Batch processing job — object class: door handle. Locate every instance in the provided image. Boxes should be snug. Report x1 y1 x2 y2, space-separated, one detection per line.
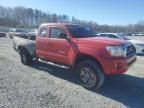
48 42 53 46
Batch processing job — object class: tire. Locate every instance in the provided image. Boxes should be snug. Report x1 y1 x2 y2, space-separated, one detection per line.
20 49 33 66
76 60 105 90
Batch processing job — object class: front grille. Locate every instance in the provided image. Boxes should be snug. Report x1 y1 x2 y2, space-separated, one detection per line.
126 45 136 56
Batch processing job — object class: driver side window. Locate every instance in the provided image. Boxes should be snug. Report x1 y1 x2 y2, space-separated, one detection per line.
50 27 66 38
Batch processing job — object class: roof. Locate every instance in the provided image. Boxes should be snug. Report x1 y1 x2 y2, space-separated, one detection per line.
40 23 79 27
98 33 117 35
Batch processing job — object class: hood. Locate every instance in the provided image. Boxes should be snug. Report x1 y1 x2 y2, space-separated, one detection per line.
15 32 28 36
74 37 128 46
15 32 27 34
128 40 144 44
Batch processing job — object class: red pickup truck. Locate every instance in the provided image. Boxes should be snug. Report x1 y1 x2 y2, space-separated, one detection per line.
13 23 136 89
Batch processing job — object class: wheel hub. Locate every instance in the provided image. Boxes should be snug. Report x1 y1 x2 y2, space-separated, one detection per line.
80 67 96 85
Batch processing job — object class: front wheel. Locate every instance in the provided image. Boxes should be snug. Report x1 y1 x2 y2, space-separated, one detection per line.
76 60 105 90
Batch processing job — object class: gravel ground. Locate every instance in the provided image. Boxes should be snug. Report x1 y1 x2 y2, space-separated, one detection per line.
0 37 144 108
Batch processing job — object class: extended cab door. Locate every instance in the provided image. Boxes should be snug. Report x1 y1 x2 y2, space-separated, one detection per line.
47 26 72 65
36 27 49 59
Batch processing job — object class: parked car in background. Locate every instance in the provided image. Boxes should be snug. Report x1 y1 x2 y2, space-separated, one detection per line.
132 32 144 36
28 29 38 36
97 33 144 54
0 30 6 37
9 28 28 39
126 33 133 36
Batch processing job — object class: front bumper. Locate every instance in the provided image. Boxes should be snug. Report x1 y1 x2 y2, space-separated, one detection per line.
101 54 136 75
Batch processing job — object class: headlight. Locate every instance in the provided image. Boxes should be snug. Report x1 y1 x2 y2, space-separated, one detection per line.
106 46 126 57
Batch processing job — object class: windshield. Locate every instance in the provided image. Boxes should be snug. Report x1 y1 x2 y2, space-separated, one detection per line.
66 25 97 38
15 29 25 33
117 34 130 40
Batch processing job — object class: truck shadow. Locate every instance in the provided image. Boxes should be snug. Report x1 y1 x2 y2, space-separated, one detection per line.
32 61 144 108
96 75 144 108
32 61 79 84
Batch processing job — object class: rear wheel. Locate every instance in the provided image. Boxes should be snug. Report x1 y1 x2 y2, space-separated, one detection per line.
20 49 33 66
76 60 105 89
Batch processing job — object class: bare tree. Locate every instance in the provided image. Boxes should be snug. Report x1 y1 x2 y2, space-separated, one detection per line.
0 5 144 33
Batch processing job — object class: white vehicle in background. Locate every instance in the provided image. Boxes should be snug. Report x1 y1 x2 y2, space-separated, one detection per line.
97 33 144 55
9 28 28 39
28 29 38 36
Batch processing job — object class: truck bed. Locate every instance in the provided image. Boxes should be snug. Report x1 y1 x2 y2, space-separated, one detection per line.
13 35 36 57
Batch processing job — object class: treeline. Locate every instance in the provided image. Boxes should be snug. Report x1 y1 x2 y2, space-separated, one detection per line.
0 6 144 33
